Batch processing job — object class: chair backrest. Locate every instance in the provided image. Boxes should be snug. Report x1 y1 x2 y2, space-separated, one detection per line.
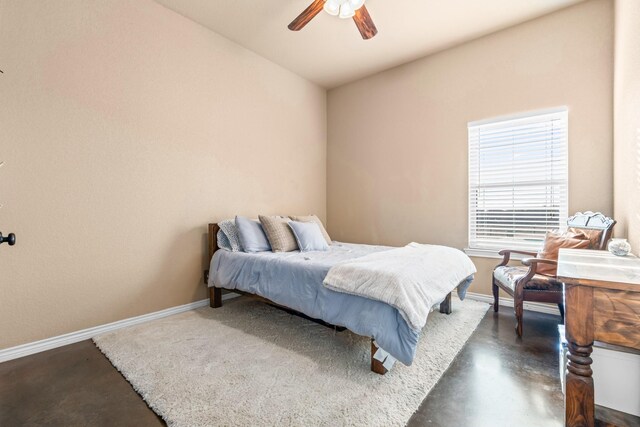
566 211 616 250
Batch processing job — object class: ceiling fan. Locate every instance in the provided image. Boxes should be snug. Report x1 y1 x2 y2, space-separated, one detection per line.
288 0 378 40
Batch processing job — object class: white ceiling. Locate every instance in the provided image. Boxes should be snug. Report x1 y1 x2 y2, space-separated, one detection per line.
155 0 583 88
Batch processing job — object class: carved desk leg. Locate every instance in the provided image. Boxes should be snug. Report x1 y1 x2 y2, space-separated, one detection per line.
564 284 595 427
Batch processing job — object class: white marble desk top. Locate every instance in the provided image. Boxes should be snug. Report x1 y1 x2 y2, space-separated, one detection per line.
557 248 640 287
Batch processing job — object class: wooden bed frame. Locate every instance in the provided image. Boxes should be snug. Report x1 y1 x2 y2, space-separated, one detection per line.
204 223 453 375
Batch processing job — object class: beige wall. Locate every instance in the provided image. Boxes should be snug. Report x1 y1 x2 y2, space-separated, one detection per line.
0 0 326 349
613 0 640 252
327 0 614 297
0 0 620 350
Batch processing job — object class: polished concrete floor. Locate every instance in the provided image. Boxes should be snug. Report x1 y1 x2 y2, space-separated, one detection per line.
1 306 563 426
409 308 564 427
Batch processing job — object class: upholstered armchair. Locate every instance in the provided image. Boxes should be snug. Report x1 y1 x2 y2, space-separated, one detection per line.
492 211 616 337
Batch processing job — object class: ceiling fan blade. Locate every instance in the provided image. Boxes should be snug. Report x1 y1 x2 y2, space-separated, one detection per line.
288 0 325 31
353 5 377 39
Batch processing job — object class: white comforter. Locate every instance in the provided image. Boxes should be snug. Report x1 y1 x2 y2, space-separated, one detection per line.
323 243 477 331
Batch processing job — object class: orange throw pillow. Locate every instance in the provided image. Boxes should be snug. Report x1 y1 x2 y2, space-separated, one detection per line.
537 231 590 276
568 227 603 249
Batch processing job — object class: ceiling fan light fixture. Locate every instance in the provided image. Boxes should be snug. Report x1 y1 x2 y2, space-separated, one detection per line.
323 0 341 16
289 0 376 40
349 0 366 11
338 1 355 19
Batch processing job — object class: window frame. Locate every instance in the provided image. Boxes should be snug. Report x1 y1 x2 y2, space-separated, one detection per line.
465 107 569 257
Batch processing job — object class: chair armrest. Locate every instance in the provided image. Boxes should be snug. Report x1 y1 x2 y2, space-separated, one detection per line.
514 258 558 288
496 249 538 267
521 257 557 267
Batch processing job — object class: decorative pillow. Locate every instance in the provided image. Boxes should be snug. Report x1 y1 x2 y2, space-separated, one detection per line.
258 215 298 252
568 227 603 249
217 229 233 251
235 216 271 252
289 215 332 245
537 230 590 276
218 219 242 252
288 221 329 252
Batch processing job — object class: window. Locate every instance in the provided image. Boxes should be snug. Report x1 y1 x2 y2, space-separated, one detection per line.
467 108 568 253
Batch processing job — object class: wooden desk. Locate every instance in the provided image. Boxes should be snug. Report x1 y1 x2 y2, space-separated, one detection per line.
557 249 640 427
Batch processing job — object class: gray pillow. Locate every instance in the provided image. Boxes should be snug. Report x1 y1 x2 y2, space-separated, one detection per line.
218 219 242 252
235 216 271 252
289 215 332 245
288 221 329 252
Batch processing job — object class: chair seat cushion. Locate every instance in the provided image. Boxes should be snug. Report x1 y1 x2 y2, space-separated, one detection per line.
494 266 563 292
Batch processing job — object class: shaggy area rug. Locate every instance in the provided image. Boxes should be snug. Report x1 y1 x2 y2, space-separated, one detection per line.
94 297 489 426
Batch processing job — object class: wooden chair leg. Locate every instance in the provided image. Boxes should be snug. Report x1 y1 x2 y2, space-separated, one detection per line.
492 278 500 312
514 298 524 337
439 292 452 315
209 287 222 308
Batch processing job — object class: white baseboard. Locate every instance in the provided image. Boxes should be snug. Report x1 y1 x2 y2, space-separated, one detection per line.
1 291 554 364
0 293 239 363
466 291 561 316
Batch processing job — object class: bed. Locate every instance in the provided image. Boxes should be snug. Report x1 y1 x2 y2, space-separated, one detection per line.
204 223 475 374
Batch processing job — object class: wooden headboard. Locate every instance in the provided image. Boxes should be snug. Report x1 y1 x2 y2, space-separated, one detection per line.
208 223 220 261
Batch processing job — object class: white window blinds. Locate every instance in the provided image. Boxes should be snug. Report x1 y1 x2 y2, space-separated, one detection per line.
468 108 568 252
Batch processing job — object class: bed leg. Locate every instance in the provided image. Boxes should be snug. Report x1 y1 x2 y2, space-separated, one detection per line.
439 292 452 315
209 287 222 308
371 340 388 375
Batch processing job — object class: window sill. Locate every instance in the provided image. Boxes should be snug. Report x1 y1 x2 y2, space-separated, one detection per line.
463 248 533 260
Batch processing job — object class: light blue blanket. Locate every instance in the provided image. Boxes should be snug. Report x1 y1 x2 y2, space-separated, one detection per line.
209 242 473 366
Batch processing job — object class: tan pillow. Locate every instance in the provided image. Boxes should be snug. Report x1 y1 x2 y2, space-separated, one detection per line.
537 231 590 276
258 215 298 252
568 227 603 249
289 215 332 245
